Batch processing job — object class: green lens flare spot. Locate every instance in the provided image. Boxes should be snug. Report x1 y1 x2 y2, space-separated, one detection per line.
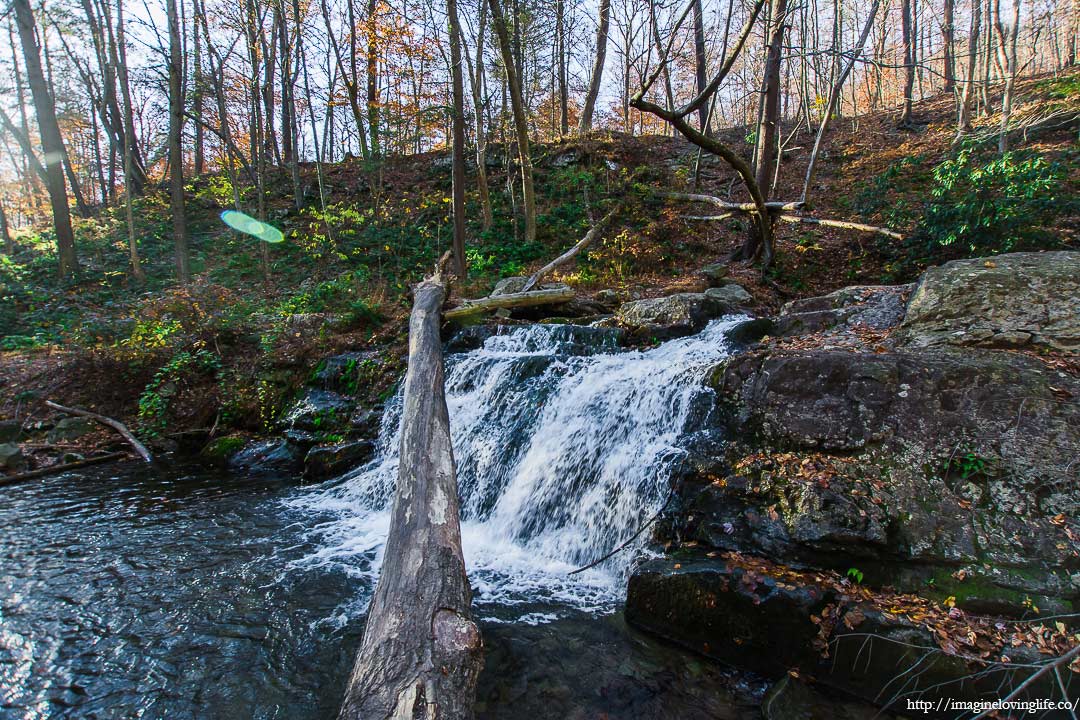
221 210 285 243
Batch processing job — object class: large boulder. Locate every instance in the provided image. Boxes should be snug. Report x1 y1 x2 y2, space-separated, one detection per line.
626 552 1062 717
228 438 303 473
898 251 1079 352
616 286 751 339
700 348 1080 612
47 416 97 443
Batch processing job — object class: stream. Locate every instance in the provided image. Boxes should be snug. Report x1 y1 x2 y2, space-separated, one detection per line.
1 319 770 719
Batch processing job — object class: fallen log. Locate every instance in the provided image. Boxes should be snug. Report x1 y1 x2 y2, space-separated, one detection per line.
44 400 153 462
339 272 482 720
442 285 575 321
0 451 129 487
520 205 621 292
663 191 804 213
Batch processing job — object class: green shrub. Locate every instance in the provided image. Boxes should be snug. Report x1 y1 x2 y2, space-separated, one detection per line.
915 148 1067 257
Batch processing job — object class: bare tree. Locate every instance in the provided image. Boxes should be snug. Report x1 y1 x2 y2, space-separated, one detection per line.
448 0 468 276
167 0 190 283
489 0 537 244
12 0 78 278
579 0 611 133
992 0 1021 152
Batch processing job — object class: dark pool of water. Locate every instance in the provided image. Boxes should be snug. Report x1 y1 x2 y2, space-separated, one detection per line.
0 461 764 719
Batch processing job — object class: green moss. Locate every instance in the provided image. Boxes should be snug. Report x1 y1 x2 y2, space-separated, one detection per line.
201 436 246 459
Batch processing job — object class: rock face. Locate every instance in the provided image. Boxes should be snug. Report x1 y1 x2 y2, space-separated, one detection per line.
278 389 355 433
626 252 1080 717
616 286 751 339
898 251 1079 352
304 440 374 480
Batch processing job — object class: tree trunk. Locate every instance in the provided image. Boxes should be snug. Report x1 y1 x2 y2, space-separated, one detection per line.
167 0 191 284
557 0 568 135
993 0 1020 152
578 0 611 134
489 0 537 244
899 0 916 126
338 274 483 720
943 0 956 94
13 0 77 279
115 0 145 282
193 11 205 175
366 0 381 161
448 0 468 277
692 0 709 132
956 0 981 136
463 1 493 229
801 0 881 203
0 200 14 255
743 0 787 266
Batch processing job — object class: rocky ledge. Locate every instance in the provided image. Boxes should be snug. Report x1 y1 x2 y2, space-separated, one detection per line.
627 251 1080 717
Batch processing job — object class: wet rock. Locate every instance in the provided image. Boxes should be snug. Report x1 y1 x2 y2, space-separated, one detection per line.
47 417 97 443
446 325 498 353
627 555 829 676
898 251 1079 352
278 389 354 432
304 440 374 480
228 438 303 473
0 442 25 470
200 436 247 462
310 351 380 395
761 676 901 720
701 348 1080 611
349 406 383 436
0 420 23 443
616 288 750 339
627 552 1060 717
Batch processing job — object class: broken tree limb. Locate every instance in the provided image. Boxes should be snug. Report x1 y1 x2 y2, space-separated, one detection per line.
664 191 804 213
775 213 904 239
669 192 903 240
44 400 153 463
443 286 576 321
0 452 129 487
521 205 620 292
339 272 482 720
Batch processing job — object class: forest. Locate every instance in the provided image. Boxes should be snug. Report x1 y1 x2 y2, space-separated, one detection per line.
1 0 1078 716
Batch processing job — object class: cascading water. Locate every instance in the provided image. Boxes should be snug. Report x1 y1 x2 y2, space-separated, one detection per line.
289 316 747 620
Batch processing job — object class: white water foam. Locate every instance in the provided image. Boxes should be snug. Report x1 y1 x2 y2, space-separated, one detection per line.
286 316 747 620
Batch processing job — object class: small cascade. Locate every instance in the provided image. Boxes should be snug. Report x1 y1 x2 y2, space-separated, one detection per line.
290 317 747 617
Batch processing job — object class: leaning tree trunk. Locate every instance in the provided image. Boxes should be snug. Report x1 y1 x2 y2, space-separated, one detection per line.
339 273 483 720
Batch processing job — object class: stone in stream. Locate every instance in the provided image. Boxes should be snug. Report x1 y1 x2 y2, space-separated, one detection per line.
615 286 752 339
0 442 25 471
0 420 23 443
303 440 374 480
228 438 304 473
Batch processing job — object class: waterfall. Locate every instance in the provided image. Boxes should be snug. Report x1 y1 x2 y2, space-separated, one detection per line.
288 317 747 620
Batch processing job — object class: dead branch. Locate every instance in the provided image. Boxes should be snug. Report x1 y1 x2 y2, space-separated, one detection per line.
44 400 153 462
0 452 129 487
671 192 903 239
443 286 576 321
521 205 620 292
776 214 903 239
